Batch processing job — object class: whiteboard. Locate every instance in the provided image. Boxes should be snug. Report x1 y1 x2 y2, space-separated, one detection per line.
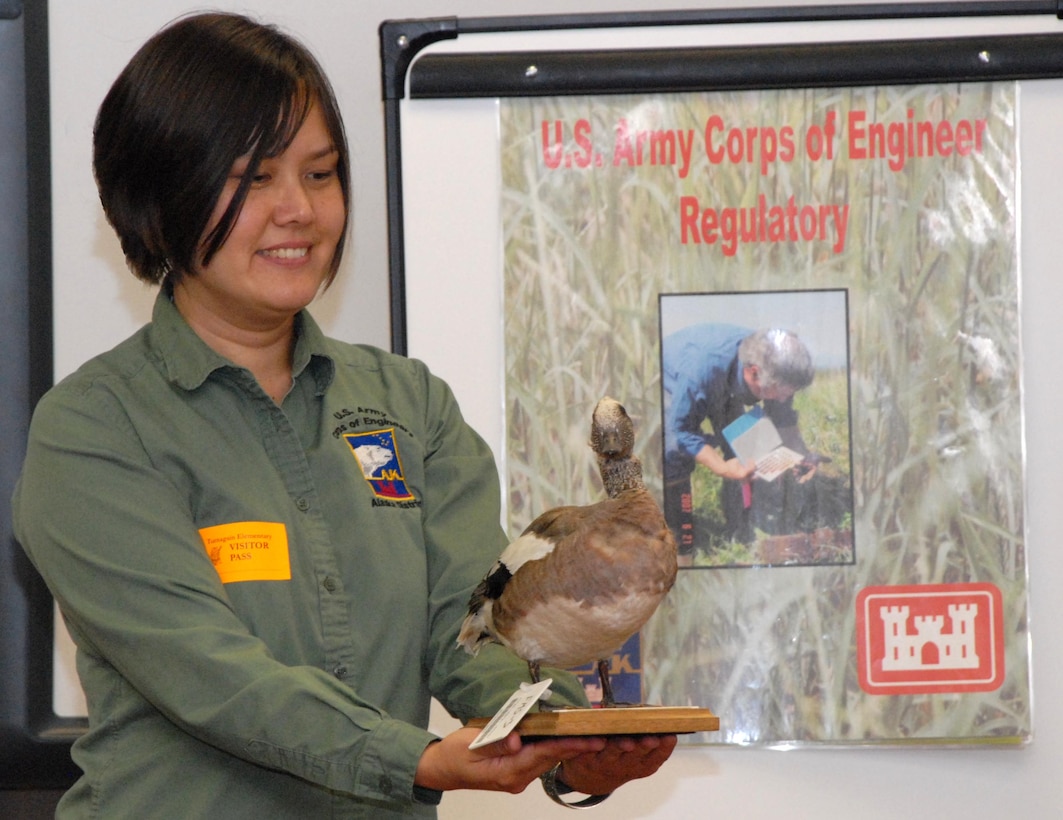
389 6 1063 819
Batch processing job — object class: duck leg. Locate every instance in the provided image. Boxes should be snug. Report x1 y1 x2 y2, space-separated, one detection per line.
597 658 617 707
529 659 567 711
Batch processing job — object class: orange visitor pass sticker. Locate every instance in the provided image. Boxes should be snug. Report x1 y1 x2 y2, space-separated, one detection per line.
198 521 291 584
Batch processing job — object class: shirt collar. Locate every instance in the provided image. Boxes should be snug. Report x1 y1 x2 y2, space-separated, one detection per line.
149 289 335 395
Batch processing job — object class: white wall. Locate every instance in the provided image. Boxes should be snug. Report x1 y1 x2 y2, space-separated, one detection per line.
48 1 1063 818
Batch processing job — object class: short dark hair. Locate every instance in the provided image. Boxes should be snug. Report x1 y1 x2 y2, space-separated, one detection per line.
93 12 350 286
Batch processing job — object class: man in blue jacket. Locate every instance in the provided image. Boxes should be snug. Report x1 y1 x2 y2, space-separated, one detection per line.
661 325 815 563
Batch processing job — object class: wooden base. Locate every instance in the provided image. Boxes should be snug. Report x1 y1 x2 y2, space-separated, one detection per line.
466 705 719 737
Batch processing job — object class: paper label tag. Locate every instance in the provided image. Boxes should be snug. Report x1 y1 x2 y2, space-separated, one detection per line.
468 678 553 750
198 521 291 584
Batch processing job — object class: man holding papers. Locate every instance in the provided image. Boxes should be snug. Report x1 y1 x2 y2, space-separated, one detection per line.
661 325 816 563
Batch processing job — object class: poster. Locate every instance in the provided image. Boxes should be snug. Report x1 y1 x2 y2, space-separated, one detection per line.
499 82 1029 745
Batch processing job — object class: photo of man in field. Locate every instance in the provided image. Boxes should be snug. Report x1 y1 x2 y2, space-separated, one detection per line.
660 290 854 568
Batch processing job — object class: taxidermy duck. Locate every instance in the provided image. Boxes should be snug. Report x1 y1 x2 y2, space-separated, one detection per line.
457 396 677 706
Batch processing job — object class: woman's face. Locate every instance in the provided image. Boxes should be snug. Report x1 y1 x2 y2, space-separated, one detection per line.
178 102 345 331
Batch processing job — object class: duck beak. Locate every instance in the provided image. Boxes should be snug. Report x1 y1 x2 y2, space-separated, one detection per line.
598 429 624 456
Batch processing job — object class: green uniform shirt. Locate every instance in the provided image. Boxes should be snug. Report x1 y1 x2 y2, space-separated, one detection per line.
13 292 585 818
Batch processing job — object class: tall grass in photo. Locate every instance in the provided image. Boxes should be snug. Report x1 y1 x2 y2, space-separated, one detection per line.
499 82 1028 745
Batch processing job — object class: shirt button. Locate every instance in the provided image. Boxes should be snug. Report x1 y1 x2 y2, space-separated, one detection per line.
323 576 338 593
333 664 348 680
295 498 310 512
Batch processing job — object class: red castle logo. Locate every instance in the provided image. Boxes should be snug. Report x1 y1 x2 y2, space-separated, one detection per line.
856 583 1005 695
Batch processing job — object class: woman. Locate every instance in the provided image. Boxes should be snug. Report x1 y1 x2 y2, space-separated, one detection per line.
13 12 674 818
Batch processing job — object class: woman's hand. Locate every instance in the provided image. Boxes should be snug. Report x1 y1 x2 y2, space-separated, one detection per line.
555 733 677 796
414 727 607 794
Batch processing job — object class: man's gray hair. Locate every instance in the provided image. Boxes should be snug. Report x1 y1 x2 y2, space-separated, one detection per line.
739 329 814 391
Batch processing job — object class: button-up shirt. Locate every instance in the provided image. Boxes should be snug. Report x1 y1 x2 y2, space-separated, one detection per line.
14 292 584 818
